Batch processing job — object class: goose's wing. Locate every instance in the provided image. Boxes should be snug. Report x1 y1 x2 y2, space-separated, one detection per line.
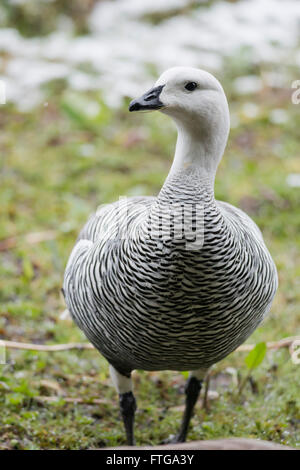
63 195 155 299
217 200 264 243
217 199 278 302
77 195 156 243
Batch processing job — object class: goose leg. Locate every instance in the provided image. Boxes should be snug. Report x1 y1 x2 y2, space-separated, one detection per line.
119 391 137 446
109 365 136 445
174 369 207 443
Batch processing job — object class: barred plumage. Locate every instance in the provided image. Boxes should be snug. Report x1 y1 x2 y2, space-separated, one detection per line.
63 67 278 444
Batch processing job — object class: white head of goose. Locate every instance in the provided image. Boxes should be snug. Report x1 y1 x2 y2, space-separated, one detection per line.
63 67 278 446
130 67 230 179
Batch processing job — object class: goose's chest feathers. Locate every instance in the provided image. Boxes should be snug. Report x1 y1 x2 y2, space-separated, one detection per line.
109 173 240 313
122 209 238 310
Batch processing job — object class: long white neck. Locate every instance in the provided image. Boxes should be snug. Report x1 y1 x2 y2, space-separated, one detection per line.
170 122 228 184
166 95 230 190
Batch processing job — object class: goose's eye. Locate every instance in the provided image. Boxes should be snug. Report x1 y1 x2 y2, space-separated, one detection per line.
185 82 198 91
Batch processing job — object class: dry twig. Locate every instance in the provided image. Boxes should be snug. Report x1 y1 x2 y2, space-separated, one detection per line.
34 396 108 405
1 340 93 351
2 336 299 353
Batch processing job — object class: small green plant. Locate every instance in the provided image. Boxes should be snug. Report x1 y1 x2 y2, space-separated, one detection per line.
238 342 267 395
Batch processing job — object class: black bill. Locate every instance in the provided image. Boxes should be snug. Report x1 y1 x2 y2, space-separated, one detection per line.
129 85 164 112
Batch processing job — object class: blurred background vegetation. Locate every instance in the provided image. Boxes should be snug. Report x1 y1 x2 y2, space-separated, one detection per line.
0 0 299 449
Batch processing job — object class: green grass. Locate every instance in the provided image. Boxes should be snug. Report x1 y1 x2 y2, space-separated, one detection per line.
0 76 299 449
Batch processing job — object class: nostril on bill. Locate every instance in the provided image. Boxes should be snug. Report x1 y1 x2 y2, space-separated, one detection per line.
144 94 155 101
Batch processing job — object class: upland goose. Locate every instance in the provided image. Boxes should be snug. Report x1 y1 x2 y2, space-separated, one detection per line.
63 67 278 445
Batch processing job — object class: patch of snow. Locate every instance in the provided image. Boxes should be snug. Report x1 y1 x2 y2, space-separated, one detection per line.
286 174 300 188
0 0 299 109
269 109 289 124
234 76 263 95
241 102 260 119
